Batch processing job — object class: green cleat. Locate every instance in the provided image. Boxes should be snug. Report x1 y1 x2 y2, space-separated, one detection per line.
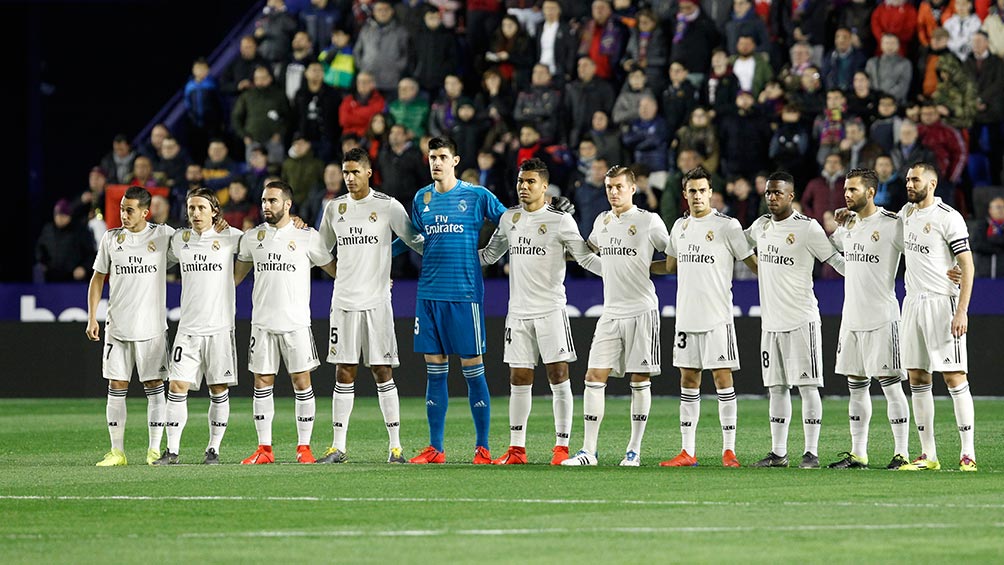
96 449 127 467
959 455 978 472
898 454 941 471
387 447 406 464
146 448 160 465
317 448 347 464
886 454 909 470
827 452 868 469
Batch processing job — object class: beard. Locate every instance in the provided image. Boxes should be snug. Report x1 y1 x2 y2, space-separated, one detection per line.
264 208 285 225
907 185 929 203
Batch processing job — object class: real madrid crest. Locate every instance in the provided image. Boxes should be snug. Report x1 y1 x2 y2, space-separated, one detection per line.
212 240 220 251
338 203 347 215
288 240 297 251
706 230 715 242
538 224 547 235
603 214 611 225
458 199 467 212
923 223 931 234
786 233 796 245
369 212 378 223
182 230 191 243
147 241 157 253
423 192 432 205
513 212 521 224
117 233 126 244
257 230 266 241
871 230 880 242
628 225 637 236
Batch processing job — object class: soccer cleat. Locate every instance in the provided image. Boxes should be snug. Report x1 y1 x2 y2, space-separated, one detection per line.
827 452 868 469
721 449 741 468
387 447 406 464
492 446 527 465
897 454 941 471
619 451 641 466
316 447 347 464
473 446 492 464
751 452 789 468
146 448 160 465
408 445 445 464
151 451 179 466
550 445 570 465
959 455 978 472
660 450 698 467
560 450 598 466
203 448 220 465
885 454 909 470
296 445 316 464
241 445 275 465
96 449 127 467
799 452 820 469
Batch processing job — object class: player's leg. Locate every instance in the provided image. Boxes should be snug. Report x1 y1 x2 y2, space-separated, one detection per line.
282 326 321 463
527 310 576 464
159 333 200 464
868 322 910 468
363 302 404 462
830 326 869 468
711 368 739 467
620 310 659 466
753 330 790 467
793 322 823 468
899 296 940 470
320 363 356 464
545 362 572 464
944 370 976 470
933 297 974 470
136 333 170 464
456 301 491 462
561 367 610 466
205 384 230 464
494 315 536 465
623 374 652 466
411 299 449 463
662 366 701 466
203 330 237 464
372 365 404 462
244 325 279 464
98 332 130 466
878 375 910 468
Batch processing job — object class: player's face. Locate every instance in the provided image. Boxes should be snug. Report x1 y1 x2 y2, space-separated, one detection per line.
261 188 290 225
604 174 636 212
843 178 871 213
342 160 372 197
684 179 712 217
187 195 216 233
428 148 459 182
120 198 148 232
516 171 547 206
905 168 934 203
764 180 794 216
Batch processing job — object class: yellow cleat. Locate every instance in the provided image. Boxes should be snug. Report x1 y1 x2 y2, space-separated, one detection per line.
898 454 941 471
959 455 978 472
147 448 161 465
96 449 127 466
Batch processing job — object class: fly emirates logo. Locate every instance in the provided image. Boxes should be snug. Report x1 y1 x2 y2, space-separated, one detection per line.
426 214 465 235
181 253 224 272
759 244 795 266
115 255 158 275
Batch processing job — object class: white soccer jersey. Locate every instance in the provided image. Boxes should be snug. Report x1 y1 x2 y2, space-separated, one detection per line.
93 223 174 341
318 190 423 311
899 197 970 298
745 213 839 332
588 206 670 318
168 226 243 335
480 205 602 318
831 207 903 331
237 222 334 332
667 211 754 332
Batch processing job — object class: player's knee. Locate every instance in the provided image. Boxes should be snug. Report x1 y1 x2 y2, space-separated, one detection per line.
208 384 228 395
168 381 189 394
629 374 650 383
510 368 535 386
142 379 164 389
371 366 392 384
255 374 276 388
907 370 932 385
711 369 733 389
544 363 568 385
460 355 483 366
336 365 358 384
943 371 968 388
108 379 129 391
679 369 702 388
290 372 312 389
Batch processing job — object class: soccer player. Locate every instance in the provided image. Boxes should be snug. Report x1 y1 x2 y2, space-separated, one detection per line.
562 165 671 467
745 171 845 469
235 180 338 464
152 188 242 465
87 186 173 466
316 148 424 464
658 166 758 468
825 169 912 470
479 158 601 465
896 162 977 472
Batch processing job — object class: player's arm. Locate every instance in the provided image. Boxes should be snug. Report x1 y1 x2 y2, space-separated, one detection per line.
318 202 337 252
308 229 337 278
952 251 974 337
650 256 676 275
389 199 425 255
726 218 757 275
808 220 845 276
166 236 180 269
85 270 106 341
318 259 338 278
392 191 427 257
649 215 674 275
234 260 253 285
479 225 510 266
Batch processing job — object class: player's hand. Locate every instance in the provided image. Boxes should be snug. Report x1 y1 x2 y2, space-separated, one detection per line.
833 207 851 226
86 319 100 342
551 196 575 216
946 264 962 285
213 216 230 232
291 215 307 229
951 310 968 338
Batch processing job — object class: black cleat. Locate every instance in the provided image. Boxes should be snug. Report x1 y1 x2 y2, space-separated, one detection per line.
151 451 179 466
886 453 909 470
752 452 789 468
827 452 868 469
799 452 820 469
203 448 220 465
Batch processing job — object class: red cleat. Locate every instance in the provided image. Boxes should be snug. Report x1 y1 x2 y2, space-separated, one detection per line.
660 450 699 467
409 445 446 464
550 445 570 465
492 446 528 465
296 445 316 464
241 445 274 465
722 449 741 468
473 446 492 464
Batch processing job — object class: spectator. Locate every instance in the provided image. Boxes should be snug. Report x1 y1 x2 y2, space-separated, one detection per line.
378 123 427 206
623 9 669 93
611 67 654 126
221 36 267 96
756 80 786 126
726 175 761 228
242 144 276 202
282 31 315 102
622 95 669 178
789 65 825 123
354 0 410 95
426 0 462 30
175 164 204 217
338 71 385 137
473 68 514 136
675 106 720 173
729 34 774 98
718 90 771 180
568 137 600 196
661 61 699 141
801 153 847 226
452 99 489 173
840 118 884 170
866 34 913 104
465 0 503 58
138 123 170 162
99 134 136 185
660 149 724 224
772 0 830 52
813 88 849 166
388 78 429 140
918 0 957 48
535 0 578 86
822 27 868 91
231 65 292 164
299 0 341 55
932 55 980 132
837 0 877 56
363 112 389 167
629 163 660 212
485 14 535 91
966 31 1004 184
972 196 1004 277
564 56 615 147
255 0 298 65
702 49 739 118
725 0 770 57
778 41 814 94
474 149 505 200
294 61 341 163
846 71 882 127
125 156 161 189
514 64 563 144
891 120 937 176
918 102 968 201
221 179 261 231
769 104 812 187
921 27 959 98
572 157 610 238
984 0 1004 57
669 0 721 81
35 199 94 282
184 57 224 162
409 7 457 97
871 0 918 57
946 0 983 60
871 95 904 153
153 135 190 191
202 139 238 193
577 0 626 82
318 26 356 91
73 166 108 236
281 133 325 208
873 154 908 212
300 163 343 229
428 74 465 138
588 110 624 168
150 195 181 229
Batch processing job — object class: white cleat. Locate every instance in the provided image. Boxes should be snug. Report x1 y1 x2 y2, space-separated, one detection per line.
619 451 641 466
560 450 598 466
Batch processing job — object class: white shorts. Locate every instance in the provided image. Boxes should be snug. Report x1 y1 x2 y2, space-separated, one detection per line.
169 330 239 390
760 321 823 388
835 321 905 379
586 310 661 378
102 332 169 382
672 323 740 371
327 303 399 368
248 325 320 375
901 294 968 373
504 310 577 369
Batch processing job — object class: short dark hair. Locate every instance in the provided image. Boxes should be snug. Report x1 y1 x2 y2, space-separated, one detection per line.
428 136 459 156
845 168 878 191
683 165 713 189
186 187 222 223
123 186 152 209
342 147 371 168
605 164 635 184
909 161 940 177
193 57 209 66
518 158 549 185
766 171 795 185
264 179 294 201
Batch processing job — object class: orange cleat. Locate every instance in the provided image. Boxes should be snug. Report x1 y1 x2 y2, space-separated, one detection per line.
660 450 699 467
241 445 275 465
492 446 528 465
409 445 446 464
296 445 316 464
722 449 741 468
473 446 492 464
551 445 570 465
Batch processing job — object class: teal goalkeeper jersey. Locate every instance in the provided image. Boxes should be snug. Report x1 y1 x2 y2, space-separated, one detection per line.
411 180 506 303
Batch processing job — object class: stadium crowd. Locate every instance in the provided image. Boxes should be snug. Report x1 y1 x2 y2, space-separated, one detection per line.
36 0 1004 281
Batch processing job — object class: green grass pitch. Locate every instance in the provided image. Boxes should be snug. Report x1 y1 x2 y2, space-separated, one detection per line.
1 395 1002 563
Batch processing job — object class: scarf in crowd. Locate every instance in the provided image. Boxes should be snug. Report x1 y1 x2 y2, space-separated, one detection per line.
673 8 700 44
989 217 1004 238
638 30 651 61
818 107 845 145
579 19 624 56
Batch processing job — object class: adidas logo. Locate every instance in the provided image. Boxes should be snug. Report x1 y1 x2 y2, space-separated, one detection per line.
337 217 345 222
917 425 925 431
959 425 972 432
297 416 314 422
257 243 264 248
473 400 487 408
115 246 123 251
800 372 808 378
384 353 392 358
680 421 693 427
641 360 648 366
423 205 430 212
556 432 570 439
426 400 435 406
224 370 232 377
633 414 648 422
159 366 167 372
718 355 726 361
944 358 951 363
721 425 736 431
386 422 400 428
850 415 861 421
882 364 889 370
559 348 566 354
254 415 265 420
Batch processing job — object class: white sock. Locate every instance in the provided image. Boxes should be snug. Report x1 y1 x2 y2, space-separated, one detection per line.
550 380 572 447
581 382 606 454
679 387 700 456
948 382 976 460
376 379 401 450
800 386 822 456
106 387 127 452
879 377 909 457
847 378 871 460
145 383 166 452
717 386 737 453
626 381 651 454
252 386 274 446
331 382 354 451
768 386 791 457
911 383 937 461
165 390 188 455
294 387 316 446
509 384 532 448
207 389 229 452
